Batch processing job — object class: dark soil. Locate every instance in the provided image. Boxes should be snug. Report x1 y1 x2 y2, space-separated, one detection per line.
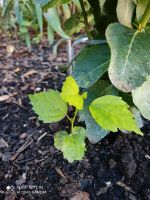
0 38 150 200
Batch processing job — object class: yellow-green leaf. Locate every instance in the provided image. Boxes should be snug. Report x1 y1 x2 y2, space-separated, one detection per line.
62 126 86 163
61 76 86 110
54 131 68 150
29 90 68 123
89 95 143 136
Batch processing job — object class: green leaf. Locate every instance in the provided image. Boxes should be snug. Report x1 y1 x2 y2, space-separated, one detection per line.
132 77 150 120
89 95 143 135
62 4 71 19
35 4 43 35
131 107 143 128
80 80 119 143
44 8 69 39
34 0 50 6
54 131 68 150
106 23 150 92
73 45 110 88
117 0 136 28
43 0 72 9
47 23 54 44
62 126 86 163
61 76 86 110
29 90 68 123
63 13 85 35
136 0 150 23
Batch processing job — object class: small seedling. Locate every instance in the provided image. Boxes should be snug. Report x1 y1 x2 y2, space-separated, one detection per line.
29 76 143 163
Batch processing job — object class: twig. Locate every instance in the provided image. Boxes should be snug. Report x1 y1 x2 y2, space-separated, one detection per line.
117 181 136 194
36 132 48 144
11 137 33 161
55 167 68 182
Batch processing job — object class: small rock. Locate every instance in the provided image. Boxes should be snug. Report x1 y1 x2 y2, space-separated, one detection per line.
109 159 116 168
129 193 137 200
2 153 11 162
0 152 3 158
20 133 27 139
79 179 93 190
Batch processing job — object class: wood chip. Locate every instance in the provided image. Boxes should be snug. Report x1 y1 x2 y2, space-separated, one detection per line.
145 154 150 160
70 191 90 200
55 167 68 182
0 95 10 102
21 70 37 79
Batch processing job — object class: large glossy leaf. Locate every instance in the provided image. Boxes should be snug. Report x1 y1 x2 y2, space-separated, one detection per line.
44 8 69 39
29 90 68 123
117 0 136 28
106 23 150 92
132 77 150 120
61 76 87 110
89 95 143 135
62 126 86 163
136 0 150 23
73 45 110 88
80 80 119 143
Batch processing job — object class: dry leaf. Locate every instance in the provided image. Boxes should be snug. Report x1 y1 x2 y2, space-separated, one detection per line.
70 191 90 200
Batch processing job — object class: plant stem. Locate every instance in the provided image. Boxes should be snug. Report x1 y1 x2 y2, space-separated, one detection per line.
66 114 72 122
71 109 78 132
140 1 150 29
79 0 91 39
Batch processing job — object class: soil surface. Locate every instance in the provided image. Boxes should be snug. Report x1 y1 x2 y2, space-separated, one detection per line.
0 38 150 200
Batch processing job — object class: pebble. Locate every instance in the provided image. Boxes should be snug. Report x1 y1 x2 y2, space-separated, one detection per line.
20 133 27 139
2 152 11 162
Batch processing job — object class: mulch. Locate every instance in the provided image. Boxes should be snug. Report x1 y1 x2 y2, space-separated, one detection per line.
0 37 150 200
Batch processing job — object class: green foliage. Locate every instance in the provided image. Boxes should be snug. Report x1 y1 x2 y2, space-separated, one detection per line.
29 0 150 163
106 23 150 92
79 80 118 143
132 77 150 120
63 13 85 35
89 95 143 135
44 7 69 39
73 45 110 88
1 0 80 47
29 90 68 123
136 0 150 24
54 131 68 150
117 0 136 28
61 76 87 110
30 76 87 162
40 0 72 8
60 127 86 163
